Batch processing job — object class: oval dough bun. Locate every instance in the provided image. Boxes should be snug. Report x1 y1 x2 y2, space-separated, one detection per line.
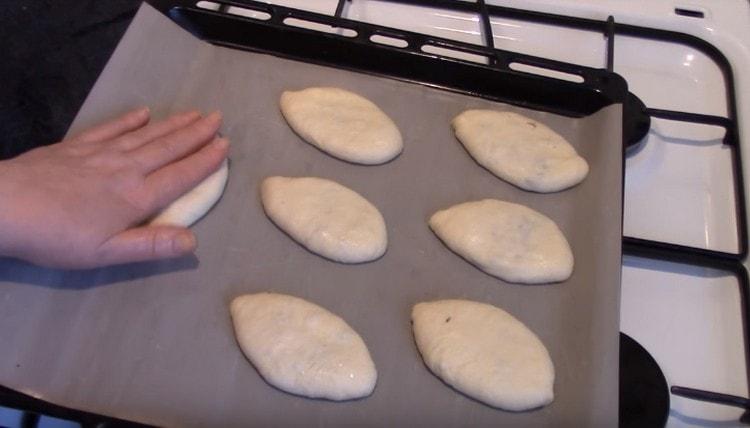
452 110 588 192
429 199 573 284
412 299 555 411
150 159 229 227
280 87 403 165
261 176 388 263
231 292 377 401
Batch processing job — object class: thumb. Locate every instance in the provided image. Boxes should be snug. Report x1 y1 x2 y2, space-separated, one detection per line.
95 226 196 266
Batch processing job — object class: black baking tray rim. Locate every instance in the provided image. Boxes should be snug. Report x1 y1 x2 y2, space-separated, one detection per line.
147 0 630 120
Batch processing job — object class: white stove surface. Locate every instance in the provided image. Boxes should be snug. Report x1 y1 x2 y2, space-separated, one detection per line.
212 0 750 425
621 255 747 425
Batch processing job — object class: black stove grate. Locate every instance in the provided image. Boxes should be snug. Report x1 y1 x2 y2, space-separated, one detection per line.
366 0 747 262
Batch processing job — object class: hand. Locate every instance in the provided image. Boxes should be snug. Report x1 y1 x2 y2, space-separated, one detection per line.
0 107 229 269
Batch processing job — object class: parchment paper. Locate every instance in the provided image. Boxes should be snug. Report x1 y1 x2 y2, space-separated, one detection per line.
0 4 622 427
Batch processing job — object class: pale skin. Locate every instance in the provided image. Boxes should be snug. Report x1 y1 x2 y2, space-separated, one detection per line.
0 107 229 269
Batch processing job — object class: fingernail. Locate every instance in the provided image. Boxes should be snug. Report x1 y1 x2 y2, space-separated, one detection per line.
138 106 150 116
173 232 197 254
208 111 223 122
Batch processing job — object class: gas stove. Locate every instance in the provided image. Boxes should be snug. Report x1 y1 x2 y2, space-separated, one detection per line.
2 0 749 426
239 0 750 425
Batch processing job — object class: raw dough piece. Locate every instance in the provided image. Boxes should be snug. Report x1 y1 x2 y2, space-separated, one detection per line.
230 293 377 400
452 110 588 192
150 159 229 227
429 199 573 283
280 87 403 164
412 299 554 411
261 176 387 263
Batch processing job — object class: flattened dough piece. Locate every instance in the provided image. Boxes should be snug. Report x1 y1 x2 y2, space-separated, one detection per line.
429 199 573 283
150 159 229 227
280 87 403 164
231 293 377 400
412 299 554 411
261 176 387 263
452 110 588 192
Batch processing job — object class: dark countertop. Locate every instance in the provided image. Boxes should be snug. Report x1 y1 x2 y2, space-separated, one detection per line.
0 0 141 160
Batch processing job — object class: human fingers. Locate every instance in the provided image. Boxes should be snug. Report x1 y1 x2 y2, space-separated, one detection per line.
95 225 196 266
143 137 229 212
71 106 150 145
112 110 202 151
129 111 222 174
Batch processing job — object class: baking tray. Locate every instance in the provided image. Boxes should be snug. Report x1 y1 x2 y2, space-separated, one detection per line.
0 3 623 426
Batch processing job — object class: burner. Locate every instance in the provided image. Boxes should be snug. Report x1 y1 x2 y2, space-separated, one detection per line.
623 92 651 153
620 332 670 428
